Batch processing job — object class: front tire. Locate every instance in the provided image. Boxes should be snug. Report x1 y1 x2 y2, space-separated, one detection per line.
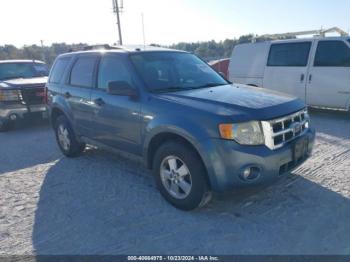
153 141 212 211
54 115 85 157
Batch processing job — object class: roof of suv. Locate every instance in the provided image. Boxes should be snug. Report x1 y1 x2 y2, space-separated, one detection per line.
59 45 187 57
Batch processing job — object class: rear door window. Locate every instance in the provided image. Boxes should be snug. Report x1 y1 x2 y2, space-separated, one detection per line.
314 40 350 67
49 58 70 83
69 56 98 87
267 42 311 67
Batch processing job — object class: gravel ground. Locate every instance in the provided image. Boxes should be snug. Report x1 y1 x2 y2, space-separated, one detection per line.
0 109 349 255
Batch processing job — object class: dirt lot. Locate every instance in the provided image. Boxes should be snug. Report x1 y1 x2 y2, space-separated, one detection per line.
0 110 349 255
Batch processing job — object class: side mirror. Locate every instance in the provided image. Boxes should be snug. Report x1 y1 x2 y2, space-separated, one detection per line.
107 81 138 97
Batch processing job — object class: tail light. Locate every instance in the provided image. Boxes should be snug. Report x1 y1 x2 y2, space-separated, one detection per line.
33 87 48 104
43 86 48 104
0 89 21 102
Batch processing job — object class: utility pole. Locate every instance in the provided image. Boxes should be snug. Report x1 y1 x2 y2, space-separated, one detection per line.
112 0 123 45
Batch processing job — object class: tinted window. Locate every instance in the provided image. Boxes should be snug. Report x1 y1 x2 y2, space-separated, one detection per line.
70 56 97 87
49 58 70 83
314 41 350 67
33 63 49 76
130 52 227 92
98 55 133 89
267 42 311 67
0 62 48 81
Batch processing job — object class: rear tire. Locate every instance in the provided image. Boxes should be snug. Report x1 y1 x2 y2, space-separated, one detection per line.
54 115 85 157
153 141 212 211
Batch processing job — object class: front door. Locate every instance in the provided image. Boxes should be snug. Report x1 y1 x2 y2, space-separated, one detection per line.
306 39 350 109
90 53 142 155
263 41 313 102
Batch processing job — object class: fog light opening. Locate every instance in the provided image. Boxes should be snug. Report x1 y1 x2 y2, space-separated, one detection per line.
305 121 309 129
240 166 261 181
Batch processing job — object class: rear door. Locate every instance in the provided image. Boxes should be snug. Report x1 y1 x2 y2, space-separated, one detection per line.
306 39 350 109
90 53 142 154
62 54 99 136
263 41 313 101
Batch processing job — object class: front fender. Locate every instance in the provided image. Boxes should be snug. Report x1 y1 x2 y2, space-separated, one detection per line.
142 116 219 189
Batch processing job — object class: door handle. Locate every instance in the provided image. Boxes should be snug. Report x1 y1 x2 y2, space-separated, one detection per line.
64 92 71 98
308 74 312 83
300 74 305 82
93 98 105 106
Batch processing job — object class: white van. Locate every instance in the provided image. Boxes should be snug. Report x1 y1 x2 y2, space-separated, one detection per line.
229 37 350 110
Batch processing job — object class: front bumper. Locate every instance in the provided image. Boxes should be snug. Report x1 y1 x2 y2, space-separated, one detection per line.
199 128 316 192
0 103 48 122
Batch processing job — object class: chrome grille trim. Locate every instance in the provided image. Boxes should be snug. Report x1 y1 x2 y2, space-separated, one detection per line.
262 109 310 150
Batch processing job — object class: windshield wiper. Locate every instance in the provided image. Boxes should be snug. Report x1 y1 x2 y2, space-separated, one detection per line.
189 83 228 89
152 86 190 93
151 83 228 93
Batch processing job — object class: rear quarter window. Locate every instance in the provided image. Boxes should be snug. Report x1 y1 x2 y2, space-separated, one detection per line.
314 40 350 67
49 57 71 83
267 42 311 67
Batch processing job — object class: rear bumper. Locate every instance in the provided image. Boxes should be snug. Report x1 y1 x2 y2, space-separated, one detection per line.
199 128 316 192
0 103 48 121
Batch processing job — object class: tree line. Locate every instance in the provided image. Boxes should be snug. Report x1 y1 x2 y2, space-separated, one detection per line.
0 43 87 66
0 34 290 65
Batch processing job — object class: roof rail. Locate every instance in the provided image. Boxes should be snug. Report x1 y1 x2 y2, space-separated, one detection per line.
83 44 122 51
254 27 349 42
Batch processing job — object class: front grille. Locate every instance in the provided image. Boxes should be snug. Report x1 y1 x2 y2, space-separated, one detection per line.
261 109 309 150
20 86 46 105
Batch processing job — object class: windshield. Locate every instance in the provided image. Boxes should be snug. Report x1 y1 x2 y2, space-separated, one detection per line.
130 52 228 93
0 62 49 81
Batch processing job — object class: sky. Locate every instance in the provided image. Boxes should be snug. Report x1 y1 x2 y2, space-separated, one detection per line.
0 0 349 47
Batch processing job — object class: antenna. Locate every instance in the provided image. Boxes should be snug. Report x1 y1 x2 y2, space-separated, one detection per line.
141 13 146 49
112 0 123 45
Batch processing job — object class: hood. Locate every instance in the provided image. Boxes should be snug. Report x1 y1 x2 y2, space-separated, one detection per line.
157 84 305 121
0 77 48 89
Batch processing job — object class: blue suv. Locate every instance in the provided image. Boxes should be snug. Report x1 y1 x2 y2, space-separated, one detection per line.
47 46 315 210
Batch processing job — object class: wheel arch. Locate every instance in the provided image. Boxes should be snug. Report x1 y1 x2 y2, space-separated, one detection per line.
50 107 66 127
144 130 214 189
50 104 78 134
146 131 200 169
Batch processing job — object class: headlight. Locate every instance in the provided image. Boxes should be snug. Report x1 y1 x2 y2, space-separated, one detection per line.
219 121 264 145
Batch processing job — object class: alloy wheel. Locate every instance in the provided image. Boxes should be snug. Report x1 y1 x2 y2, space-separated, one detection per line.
57 124 70 151
160 156 192 199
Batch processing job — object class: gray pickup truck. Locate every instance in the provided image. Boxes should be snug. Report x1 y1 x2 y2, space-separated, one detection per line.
47 46 315 210
0 60 49 131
